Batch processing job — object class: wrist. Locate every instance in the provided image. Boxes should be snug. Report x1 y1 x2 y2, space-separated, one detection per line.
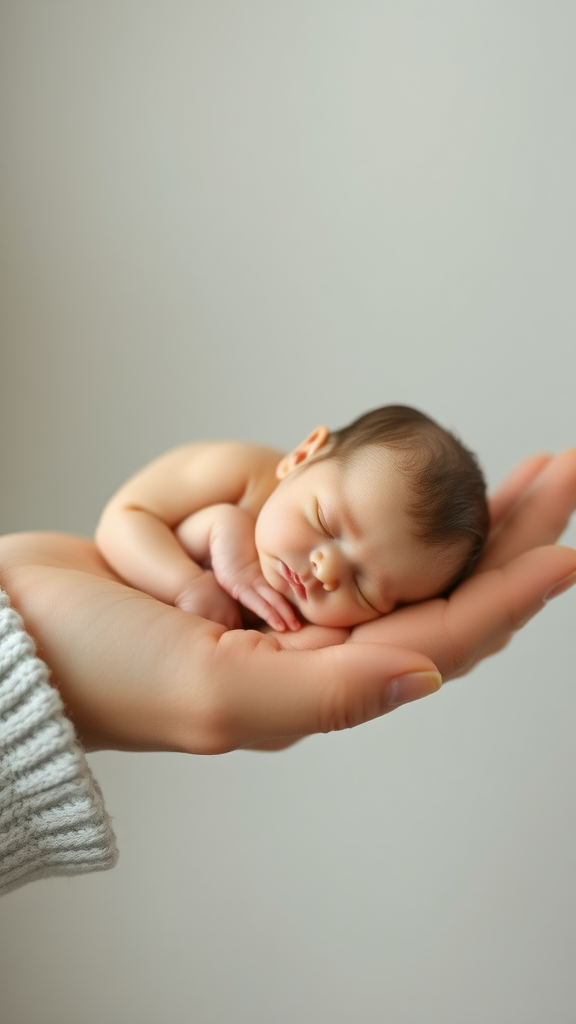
174 569 211 609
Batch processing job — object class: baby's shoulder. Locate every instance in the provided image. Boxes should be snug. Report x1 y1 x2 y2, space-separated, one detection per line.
201 440 284 509
169 439 284 494
180 438 283 469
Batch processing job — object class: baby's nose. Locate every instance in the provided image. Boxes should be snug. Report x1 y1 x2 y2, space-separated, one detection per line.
310 548 338 591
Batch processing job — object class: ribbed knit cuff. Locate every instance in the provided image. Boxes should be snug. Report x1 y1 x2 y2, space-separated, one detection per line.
0 589 118 896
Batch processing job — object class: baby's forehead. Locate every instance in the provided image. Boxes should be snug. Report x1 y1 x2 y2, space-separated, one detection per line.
325 446 412 499
312 448 415 526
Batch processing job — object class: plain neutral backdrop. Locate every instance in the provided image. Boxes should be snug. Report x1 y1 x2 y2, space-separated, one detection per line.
1 3 575 1022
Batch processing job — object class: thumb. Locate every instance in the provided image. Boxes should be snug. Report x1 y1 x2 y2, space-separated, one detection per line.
210 635 442 751
296 642 442 733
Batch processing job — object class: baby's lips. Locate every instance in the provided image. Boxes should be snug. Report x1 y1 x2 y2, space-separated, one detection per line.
280 560 307 600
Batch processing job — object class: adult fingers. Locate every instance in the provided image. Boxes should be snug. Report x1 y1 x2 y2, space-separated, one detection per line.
488 454 551 529
448 635 511 680
349 545 576 681
440 545 576 677
481 448 576 571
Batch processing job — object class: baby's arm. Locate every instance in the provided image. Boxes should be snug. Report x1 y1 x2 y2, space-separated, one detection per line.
176 504 301 632
95 441 298 631
96 498 203 606
95 443 256 609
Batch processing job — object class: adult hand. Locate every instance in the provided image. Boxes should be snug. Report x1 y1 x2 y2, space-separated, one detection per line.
0 533 440 754
0 449 574 754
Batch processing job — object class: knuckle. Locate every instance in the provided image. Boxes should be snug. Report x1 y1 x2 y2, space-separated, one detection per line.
494 566 521 633
440 601 470 679
316 661 364 733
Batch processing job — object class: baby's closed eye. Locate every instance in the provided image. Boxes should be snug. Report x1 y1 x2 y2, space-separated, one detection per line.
353 577 377 612
316 503 333 538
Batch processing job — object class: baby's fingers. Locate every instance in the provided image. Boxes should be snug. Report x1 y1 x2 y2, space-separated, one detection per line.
256 584 302 632
239 582 301 632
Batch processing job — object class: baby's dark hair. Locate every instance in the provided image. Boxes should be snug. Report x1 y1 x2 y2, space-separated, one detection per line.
325 405 489 590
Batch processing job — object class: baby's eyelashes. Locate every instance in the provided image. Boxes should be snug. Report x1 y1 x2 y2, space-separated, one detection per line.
353 578 378 613
316 504 333 538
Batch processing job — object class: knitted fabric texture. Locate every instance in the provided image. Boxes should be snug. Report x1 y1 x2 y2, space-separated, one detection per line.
0 589 118 896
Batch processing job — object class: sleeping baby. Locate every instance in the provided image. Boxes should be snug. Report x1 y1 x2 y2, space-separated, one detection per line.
95 405 489 631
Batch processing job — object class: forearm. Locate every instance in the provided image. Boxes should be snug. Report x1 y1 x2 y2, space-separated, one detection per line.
177 505 300 630
96 506 204 605
176 503 257 584
0 585 118 894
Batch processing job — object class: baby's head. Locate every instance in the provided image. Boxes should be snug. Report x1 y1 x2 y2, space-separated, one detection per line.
255 405 489 627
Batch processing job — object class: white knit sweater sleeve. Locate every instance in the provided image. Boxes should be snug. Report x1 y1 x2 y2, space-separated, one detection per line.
0 589 118 896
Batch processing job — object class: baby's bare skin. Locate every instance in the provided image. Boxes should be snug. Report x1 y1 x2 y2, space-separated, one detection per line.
2 450 576 753
96 426 469 631
96 439 295 630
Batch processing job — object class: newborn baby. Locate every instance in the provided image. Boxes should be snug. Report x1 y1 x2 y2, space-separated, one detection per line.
96 405 489 630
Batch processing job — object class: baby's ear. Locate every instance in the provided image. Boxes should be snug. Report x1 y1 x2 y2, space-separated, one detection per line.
275 425 330 479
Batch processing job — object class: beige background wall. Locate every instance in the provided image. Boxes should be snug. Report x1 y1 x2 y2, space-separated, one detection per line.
1 3 575 1022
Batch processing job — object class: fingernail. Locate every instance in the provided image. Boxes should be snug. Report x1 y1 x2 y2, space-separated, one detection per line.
543 570 576 603
386 671 442 707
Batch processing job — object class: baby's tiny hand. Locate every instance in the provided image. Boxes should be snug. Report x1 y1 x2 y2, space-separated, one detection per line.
216 562 302 632
175 571 243 630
